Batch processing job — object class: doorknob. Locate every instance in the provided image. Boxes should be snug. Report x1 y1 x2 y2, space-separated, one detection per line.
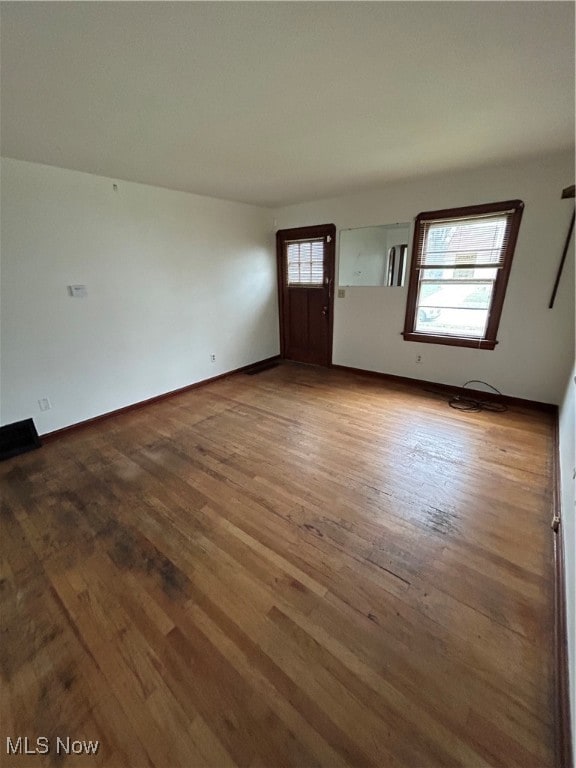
321 306 328 317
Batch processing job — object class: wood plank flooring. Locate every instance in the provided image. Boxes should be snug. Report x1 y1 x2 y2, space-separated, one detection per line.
0 363 557 767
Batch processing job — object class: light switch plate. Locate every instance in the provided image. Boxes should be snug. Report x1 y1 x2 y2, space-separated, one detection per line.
68 285 87 298
338 288 346 298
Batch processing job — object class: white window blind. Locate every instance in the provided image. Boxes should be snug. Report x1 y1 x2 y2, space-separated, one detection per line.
414 212 515 269
286 239 324 285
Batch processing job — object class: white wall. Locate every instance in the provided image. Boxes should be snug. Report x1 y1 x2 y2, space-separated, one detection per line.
0 158 278 434
559 359 576 747
274 151 575 404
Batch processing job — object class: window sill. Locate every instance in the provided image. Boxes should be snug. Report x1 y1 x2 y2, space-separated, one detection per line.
402 332 497 350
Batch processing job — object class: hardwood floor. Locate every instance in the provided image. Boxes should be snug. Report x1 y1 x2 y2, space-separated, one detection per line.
0 362 557 767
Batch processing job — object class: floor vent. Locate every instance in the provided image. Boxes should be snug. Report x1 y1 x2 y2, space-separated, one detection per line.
0 418 41 461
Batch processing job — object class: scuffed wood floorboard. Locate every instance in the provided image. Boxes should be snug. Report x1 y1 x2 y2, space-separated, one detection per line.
0 363 555 767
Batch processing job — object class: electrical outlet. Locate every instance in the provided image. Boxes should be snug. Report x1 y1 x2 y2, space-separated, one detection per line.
416 355 422 364
210 353 216 362
38 397 52 412
338 288 346 299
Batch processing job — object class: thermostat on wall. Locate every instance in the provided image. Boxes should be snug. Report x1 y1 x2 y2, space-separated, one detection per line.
68 285 87 298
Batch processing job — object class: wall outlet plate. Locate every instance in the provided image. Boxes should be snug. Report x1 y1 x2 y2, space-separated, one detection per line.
338 288 346 298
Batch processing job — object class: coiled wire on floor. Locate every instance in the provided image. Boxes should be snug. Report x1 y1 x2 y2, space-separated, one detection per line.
448 380 508 412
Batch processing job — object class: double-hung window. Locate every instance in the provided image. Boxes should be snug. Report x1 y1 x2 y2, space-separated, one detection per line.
403 200 524 349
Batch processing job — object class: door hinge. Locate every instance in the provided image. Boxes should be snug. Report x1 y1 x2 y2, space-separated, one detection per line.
551 514 560 532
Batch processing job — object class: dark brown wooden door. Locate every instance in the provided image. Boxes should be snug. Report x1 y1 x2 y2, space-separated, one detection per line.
276 224 335 366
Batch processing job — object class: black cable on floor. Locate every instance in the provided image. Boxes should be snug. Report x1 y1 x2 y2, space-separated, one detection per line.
448 380 508 413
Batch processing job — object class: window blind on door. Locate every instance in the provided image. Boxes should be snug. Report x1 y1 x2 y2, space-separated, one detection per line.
286 239 324 285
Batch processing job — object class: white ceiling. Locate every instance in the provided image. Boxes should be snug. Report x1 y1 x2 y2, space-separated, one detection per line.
1 2 574 208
